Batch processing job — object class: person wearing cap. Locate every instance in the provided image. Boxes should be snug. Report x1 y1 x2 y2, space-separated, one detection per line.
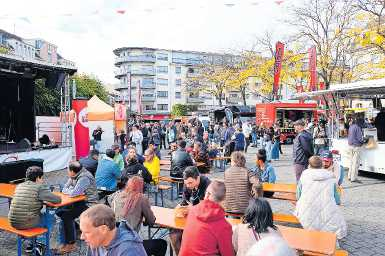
321 151 344 186
293 119 314 182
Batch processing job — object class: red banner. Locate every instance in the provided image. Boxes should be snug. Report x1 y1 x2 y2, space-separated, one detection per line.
319 82 325 106
114 103 126 120
296 83 304 104
273 41 285 99
72 99 90 160
309 46 317 91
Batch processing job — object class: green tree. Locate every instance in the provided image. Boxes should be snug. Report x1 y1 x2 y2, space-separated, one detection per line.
34 79 61 116
73 74 108 102
171 104 189 117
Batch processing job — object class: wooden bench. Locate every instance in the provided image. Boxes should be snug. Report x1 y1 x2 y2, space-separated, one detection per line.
225 212 299 224
303 249 348 256
0 216 48 256
159 176 184 200
271 192 297 202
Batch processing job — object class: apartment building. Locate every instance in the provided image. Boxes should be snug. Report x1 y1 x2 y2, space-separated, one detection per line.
113 47 260 114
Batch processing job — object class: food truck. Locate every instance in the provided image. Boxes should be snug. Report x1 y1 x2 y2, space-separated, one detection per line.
255 102 318 144
293 78 385 175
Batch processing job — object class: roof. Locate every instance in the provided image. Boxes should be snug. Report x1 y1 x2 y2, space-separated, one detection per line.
291 78 385 99
0 29 22 41
113 46 236 57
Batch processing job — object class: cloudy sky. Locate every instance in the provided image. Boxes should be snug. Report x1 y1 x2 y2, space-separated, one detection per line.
1 0 300 84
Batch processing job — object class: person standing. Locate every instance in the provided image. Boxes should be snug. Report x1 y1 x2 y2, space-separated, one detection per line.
375 108 385 141
130 125 143 155
160 123 167 150
242 121 252 152
119 130 126 151
313 120 328 155
233 127 246 152
141 123 150 152
293 120 313 182
270 125 280 160
347 117 364 182
92 126 103 151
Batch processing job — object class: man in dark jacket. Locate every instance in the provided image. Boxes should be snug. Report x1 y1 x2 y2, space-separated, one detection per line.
293 119 313 182
80 149 99 176
80 204 146 256
171 140 194 178
182 166 211 206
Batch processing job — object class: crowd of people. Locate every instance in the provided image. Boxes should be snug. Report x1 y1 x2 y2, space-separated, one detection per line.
6 113 357 256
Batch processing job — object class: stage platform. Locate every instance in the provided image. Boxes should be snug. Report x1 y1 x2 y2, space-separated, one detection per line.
0 146 72 173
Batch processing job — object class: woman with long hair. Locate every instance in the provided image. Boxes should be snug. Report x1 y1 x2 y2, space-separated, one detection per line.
232 199 288 256
110 176 167 256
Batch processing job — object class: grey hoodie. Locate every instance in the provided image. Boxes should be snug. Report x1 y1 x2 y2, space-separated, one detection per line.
86 222 146 256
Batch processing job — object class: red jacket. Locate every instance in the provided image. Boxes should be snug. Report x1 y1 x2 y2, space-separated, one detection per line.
179 199 234 256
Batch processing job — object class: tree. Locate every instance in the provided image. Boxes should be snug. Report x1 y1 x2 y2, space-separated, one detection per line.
355 0 385 54
171 104 189 117
34 79 61 116
73 74 109 102
184 54 242 107
289 0 357 88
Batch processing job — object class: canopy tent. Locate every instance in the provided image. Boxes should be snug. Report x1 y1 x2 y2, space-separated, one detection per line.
87 95 114 121
87 96 114 152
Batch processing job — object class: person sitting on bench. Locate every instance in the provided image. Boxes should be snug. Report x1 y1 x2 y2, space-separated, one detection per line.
96 149 122 198
8 166 61 255
252 149 276 197
55 161 98 254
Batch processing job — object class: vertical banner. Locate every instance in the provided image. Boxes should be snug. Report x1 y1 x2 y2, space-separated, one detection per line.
137 80 142 114
309 46 317 91
114 103 126 120
127 73 131 112
72 99 89 160
273 41 285 100
319 82 325 106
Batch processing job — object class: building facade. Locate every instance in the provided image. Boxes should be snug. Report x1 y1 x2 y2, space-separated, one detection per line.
113 47 260 114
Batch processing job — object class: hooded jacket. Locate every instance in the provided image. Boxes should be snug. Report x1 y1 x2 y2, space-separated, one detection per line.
179 199 234 256
86 222 146 256
295 168 347 239
293 130 313 165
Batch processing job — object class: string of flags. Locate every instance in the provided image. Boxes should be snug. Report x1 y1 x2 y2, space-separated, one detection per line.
0 0 287 23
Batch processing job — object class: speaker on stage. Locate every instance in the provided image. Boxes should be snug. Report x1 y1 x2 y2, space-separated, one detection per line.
17 138 31 151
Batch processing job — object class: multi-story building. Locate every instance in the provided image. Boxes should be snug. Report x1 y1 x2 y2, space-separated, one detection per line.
0 29 75 69
113 47 260 115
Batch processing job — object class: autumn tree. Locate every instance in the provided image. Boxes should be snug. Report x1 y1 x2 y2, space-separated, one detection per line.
289 0 357 88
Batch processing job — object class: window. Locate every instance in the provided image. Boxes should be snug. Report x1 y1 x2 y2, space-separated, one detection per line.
157 53 168 61
230 93 238 98
175 92 181 99
157 104 168 111
175 66 181 74
157 78 168 85
175 79 181 86
145 105 155 110
157 66 168 73
157 91 168 98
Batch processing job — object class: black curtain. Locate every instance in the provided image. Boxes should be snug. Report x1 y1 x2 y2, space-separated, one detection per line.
0 76 35 143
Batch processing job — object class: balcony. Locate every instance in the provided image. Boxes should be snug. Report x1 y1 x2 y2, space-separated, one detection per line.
187 97 204 104
141 80 155 89
131 69 155 76
142 95 156 102
172 58 202 65
115 55 156 65
114 69 128 78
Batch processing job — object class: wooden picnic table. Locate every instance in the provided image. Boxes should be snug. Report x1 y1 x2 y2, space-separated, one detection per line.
151 206 336 255
262 182 296 194
0 183 16 198
0 183 86 207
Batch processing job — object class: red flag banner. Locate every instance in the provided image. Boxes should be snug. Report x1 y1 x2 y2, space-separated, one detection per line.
297 83 304 104
114 103 126 121
309 46 317 91
72 99 89 160
137 80 142 114
319 82 325 106
273 41 285 99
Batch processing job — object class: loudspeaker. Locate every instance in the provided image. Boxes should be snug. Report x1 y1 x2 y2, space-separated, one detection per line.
45 72 65 89
17 138 31 150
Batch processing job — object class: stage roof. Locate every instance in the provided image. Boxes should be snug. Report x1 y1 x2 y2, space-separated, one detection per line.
0 53 77 79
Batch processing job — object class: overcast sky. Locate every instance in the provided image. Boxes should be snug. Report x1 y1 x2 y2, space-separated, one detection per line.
1 0 301 84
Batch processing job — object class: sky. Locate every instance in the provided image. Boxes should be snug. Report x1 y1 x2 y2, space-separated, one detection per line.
0 0 301 84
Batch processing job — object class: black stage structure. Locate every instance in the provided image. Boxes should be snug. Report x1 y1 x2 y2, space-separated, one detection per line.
0 53 76 182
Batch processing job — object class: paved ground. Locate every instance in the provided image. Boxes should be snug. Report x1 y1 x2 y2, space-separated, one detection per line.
1 145 385 255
